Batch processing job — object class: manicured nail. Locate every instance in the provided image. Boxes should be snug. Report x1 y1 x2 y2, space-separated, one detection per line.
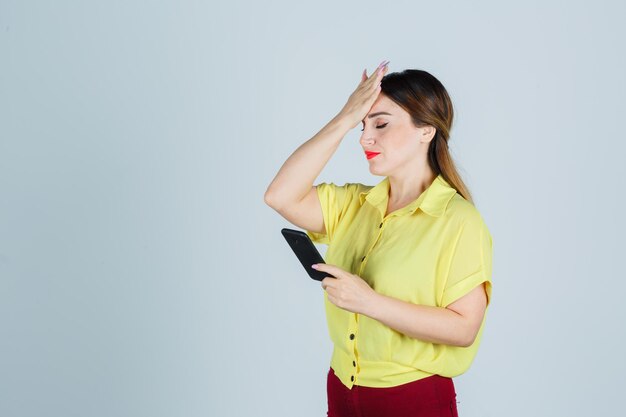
312 264 318 269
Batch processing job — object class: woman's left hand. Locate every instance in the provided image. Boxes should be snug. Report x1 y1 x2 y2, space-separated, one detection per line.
313 263 378 315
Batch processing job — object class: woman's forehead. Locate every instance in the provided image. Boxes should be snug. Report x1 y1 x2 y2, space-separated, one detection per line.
367 97 406 118
374 94 402 110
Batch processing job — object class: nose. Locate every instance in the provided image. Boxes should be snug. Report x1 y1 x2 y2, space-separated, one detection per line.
359 133 375 147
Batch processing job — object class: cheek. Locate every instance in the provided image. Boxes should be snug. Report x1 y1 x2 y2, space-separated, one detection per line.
388 138 420 162
387 134 415 153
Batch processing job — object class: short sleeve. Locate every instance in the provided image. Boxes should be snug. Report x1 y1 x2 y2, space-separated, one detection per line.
305 182 359 245
441 216 493 308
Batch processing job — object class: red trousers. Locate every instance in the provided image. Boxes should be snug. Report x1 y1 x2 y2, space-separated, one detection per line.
327 367 459 417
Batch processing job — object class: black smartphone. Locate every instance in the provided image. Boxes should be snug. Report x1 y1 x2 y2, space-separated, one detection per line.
281 228 336 281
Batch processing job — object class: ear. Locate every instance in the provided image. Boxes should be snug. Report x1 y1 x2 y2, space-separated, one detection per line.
420 125 437 143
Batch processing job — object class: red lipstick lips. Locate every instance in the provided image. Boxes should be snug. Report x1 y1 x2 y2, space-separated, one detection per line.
365 151 381 160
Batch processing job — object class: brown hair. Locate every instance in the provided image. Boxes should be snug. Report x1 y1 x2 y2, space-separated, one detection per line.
380 69 474 204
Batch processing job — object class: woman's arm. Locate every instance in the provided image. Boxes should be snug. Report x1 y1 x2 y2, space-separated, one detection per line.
363 283 488 347
264 114 351 209
263 115 352 234
264 63 388 210
313 262 488 348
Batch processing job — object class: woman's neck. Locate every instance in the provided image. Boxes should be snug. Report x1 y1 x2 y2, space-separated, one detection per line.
387 166 437 206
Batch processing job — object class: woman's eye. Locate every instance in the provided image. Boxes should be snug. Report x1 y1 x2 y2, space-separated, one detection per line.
360 123 388 131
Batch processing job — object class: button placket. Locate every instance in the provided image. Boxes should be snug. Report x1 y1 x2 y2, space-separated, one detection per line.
358 218 386 275
353 216 386 384
349 332 358 383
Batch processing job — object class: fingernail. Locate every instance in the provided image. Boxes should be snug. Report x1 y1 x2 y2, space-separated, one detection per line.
312 264 318 269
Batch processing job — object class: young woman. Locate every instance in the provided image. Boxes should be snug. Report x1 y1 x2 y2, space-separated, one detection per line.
264 60 493 417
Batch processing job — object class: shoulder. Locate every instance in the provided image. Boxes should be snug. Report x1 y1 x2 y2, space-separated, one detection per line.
317 182 371 192
316 182 372 200
444 193 490 234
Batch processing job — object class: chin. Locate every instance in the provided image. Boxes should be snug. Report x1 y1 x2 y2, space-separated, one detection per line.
368 166 386 177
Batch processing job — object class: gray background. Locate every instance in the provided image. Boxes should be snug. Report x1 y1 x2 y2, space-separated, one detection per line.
1 1 625 416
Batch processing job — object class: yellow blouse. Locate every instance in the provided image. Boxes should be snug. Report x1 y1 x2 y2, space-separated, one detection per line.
306 174 493 389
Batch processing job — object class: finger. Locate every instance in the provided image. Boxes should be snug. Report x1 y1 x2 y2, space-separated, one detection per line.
321 277 334 289
312 263 342 277
362 65 386 91
368 68 386 94
370 60 389 80
380 63 389 77
374 60 388 73
363 63 381 84
311 262 343 275
365 67 379 83
361 68 367 83
374 64 388 84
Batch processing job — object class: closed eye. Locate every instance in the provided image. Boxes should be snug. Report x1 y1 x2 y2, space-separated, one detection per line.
360 122 388 132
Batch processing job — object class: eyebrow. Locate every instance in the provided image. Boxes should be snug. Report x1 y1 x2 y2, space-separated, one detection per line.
362 112 392 123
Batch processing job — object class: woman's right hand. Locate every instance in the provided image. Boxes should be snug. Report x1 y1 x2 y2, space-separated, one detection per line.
336 60 390 130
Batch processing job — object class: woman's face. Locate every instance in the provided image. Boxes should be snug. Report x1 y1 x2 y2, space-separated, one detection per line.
359 94 435 177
